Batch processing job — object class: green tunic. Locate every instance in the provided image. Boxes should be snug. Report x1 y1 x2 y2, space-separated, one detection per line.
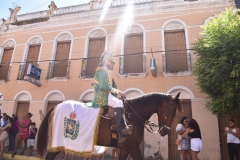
91 67 113 107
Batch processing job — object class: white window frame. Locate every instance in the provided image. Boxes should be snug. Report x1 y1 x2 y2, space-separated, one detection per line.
162 19 192 76
119 24 147 78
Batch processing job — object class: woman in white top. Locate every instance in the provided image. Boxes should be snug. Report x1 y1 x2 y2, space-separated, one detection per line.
224 119 240 160
176 117 191 160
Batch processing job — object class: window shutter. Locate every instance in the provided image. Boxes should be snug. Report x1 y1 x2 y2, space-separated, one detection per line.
124 34 143 73
86 38 105 76
0 48 13 81
23 45 40 77
164 30 188 73
52 42 71 77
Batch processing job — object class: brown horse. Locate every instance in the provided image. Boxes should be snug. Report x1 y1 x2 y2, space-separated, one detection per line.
37 92 181 160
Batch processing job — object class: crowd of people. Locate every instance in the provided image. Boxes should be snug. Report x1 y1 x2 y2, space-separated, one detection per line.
176 117 202 160
0 107 38 159
176 117 240 160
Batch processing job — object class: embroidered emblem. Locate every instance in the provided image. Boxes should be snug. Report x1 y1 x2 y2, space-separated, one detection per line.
64 112 80 140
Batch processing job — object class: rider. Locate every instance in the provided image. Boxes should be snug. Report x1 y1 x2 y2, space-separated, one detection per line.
91 52 133 143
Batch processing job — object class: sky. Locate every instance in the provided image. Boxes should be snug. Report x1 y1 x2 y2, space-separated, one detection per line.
0 0 91 19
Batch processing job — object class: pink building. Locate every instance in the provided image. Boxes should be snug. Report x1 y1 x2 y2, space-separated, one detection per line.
0 0 237 159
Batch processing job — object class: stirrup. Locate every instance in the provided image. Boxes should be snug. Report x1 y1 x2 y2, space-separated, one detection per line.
122 125 133 135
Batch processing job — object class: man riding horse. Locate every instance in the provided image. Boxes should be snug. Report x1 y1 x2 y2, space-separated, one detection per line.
91 52 133 143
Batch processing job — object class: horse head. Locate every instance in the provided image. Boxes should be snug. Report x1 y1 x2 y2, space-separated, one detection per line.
159 92 181 137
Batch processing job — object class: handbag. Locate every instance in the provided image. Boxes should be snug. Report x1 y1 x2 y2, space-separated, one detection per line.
175 138 181 145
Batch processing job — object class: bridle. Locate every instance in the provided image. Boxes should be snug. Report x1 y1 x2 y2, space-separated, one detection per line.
158 99 177 134
122 96 178 134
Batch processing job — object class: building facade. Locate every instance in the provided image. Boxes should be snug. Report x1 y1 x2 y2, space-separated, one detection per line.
0 0 237 159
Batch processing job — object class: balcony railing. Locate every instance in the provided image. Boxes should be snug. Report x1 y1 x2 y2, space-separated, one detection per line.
11 0 222 22
162 52 192 74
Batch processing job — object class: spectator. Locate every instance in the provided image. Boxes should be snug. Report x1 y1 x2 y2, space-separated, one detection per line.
224 119 240 160
182 119 202 160
12 112 32 157
28 122 38 156
1 113 8 128
7 114 20 153
112 148 119 160
0 116 13 160
176 117 191 160
39 110 44 121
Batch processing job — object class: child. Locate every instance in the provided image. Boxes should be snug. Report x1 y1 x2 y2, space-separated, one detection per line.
28 122 38 156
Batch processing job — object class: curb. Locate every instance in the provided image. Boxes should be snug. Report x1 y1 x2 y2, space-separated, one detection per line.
3 153 43 160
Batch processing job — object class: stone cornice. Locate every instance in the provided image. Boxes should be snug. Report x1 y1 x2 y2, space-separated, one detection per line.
0 0 234 34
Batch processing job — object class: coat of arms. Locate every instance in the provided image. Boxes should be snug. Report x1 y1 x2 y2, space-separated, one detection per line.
64 112 80 140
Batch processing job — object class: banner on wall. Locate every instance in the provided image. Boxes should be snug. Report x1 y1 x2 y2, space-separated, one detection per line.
24 63 42 87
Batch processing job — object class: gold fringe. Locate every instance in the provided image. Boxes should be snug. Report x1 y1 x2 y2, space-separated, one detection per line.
47 106 104 157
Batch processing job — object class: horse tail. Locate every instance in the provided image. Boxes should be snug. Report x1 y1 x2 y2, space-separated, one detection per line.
37 108 54 156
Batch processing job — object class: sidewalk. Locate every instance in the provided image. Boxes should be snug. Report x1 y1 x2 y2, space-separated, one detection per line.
2 147 112 160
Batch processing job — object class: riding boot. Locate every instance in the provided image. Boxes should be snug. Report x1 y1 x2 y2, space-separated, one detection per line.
114 107 133 143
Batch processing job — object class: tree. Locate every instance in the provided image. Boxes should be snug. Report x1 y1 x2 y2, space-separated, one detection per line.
193 9 240 115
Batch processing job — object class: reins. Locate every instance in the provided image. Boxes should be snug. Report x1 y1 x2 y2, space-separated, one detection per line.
121 96 173 134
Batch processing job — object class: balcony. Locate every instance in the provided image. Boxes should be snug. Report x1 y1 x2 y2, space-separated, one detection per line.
9 0 229 23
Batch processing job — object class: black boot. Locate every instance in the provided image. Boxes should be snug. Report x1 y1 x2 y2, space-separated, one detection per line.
114 108 133 143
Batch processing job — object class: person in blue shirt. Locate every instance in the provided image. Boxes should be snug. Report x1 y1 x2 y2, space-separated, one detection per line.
0 113 8 128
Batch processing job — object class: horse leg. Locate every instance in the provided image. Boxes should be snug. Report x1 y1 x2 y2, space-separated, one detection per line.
45 151 59 160
119 148 129 160
124 144 143 160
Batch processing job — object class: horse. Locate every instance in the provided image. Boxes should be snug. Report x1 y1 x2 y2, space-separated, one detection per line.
37 92 181 160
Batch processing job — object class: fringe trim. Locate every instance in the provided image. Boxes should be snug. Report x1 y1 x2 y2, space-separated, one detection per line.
92 108 104 150
47 106 104 157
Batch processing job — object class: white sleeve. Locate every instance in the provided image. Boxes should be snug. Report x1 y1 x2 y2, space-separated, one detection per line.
176 124 183 133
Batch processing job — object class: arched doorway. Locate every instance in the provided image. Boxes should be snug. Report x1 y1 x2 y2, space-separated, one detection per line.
14 91 32 124
167 86 194 160
44 90 65 114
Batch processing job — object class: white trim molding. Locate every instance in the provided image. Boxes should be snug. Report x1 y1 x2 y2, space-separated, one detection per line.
79 89 94 101
44 90 65 101
0 39 16 66
120 23 146 77
22 35 43 65
124 88 145 95
47 31 73 79
84 27 108 59
166 86 195 99
161 19 191 76
14 90 32 101
81 28 108 79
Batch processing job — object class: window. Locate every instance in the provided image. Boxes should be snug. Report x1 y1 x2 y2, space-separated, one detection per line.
119 25 146 77
47 32 72 79
17 37 42 80
52 41 71 77
0 48 13 81
81 29 107 79
0 39 15 82
162 21 191 75
164 30 188 73
86 38 105 76
124 34 143 73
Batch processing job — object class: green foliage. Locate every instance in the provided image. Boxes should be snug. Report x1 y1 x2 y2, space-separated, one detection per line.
193 9 240 115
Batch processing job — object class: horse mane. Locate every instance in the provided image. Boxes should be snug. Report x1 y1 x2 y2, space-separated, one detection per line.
126 92 182 112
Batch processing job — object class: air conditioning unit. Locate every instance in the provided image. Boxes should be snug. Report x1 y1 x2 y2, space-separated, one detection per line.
150 57 157 77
